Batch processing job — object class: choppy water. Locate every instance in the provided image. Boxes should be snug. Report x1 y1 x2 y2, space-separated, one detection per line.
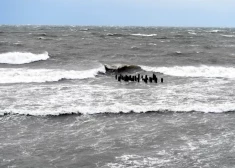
1 25 235 167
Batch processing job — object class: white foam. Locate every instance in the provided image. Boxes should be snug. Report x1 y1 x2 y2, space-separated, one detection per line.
131 33 157 37
0 69 234 116
188 31 197 35
221 34 235 38
175 51 182 54
106 154 172 167
141 65 235 79
0 51 49 64
207 30 221 33
0 66 105 84
1 80 234 116
1 97 235 116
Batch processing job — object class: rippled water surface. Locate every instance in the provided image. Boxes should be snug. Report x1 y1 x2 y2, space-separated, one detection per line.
1 26 235 167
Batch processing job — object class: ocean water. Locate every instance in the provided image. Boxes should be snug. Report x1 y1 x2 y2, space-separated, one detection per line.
1 25 235 167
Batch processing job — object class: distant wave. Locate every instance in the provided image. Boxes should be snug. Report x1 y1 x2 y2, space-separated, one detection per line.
157 36 170 39
175 51 182 54
36 37 52 40
12 42 23 46
33 33 47 36
0 51 49 64
188 31 197 35
141 65 235 78
0 66 105 84
206 30 222 33
104 64 142 73
221 34 235 38
106 33 126 37
80 28 89 31
131 33 157 37
0 41 24 47
0 41 8 46
32 33 58 38
94 33 158 38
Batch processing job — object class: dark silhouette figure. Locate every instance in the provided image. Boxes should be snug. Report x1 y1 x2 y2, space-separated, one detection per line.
143 75 148 83
137 74 140 82
154 77 158 83
131 76 134 81
153 74 156 80
118 75 121 81
116 73 162 84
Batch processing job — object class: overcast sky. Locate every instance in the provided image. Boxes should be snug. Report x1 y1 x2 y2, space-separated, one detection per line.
1 0 235 27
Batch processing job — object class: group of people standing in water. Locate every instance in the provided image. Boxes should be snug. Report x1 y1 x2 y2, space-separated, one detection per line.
115 73 163 83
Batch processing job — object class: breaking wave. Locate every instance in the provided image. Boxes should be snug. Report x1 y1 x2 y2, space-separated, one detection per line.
106 33 126 37
0 51 49 64
206 30 222 33
188 31 197 35
31 33 58 38
141 65 235 78
0 66 105 84
131 33 157 37
104 64 142 73
221 34 235 38
2 104 235 116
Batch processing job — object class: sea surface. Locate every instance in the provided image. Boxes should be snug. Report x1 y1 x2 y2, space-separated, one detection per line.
1 25 235 167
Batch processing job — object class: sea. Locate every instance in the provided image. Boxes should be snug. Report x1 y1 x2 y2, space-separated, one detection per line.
1 25 235 168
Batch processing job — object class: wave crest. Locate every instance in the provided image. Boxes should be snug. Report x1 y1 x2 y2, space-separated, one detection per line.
0 66 105 83
141 65 235 78
2 105 235 116
131 33 157 37
106 33 126 37
104 64 142 73
0 51 49 64
221 34 235 38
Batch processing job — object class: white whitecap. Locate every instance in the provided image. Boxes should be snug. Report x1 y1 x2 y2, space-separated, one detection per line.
221 34 235 38
0 66 105 83
207 30 221 33
131 33 157 37
0 51 49 64
175 51 182 54
188 31 197 35
141 65 235 79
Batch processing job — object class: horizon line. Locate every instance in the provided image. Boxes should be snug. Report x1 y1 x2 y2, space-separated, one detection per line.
0 24 235 29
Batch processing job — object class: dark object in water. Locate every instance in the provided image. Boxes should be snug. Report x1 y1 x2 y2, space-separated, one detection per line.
137 74 140 82
153 74 156 80
124 75 128 82
154 77 158 83
143 75 148 83
115 73 162 84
